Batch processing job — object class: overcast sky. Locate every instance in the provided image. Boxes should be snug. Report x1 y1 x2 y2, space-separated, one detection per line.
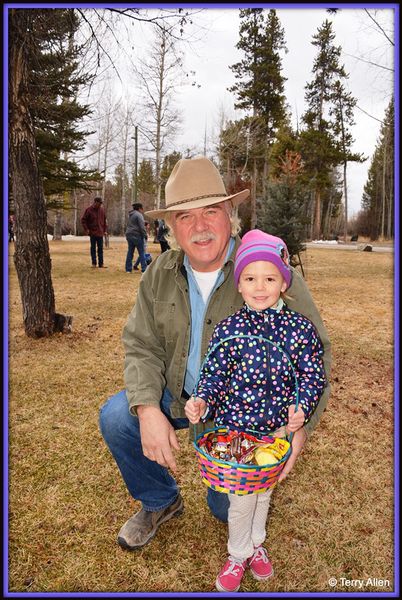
88 6 395 218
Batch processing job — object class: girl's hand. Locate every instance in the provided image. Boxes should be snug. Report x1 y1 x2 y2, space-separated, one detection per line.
278 427 306 482
286 404 306 434
184 396 206 424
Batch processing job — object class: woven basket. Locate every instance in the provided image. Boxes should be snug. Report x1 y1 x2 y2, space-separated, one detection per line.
193 334 299 495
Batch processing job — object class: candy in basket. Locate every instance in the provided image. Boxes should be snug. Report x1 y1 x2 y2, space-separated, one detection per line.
194 427 291 495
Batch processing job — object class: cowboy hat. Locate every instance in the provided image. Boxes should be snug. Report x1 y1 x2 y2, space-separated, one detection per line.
145 156 250 218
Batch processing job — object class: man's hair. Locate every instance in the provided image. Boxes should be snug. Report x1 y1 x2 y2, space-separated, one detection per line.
94 196 103 203
132 203 143 211
164 201 241 250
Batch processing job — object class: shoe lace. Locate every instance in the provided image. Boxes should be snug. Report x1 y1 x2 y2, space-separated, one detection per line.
250 546 269 565
222 557 245 577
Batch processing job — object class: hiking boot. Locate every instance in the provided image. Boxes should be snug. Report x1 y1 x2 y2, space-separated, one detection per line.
215 556 247 592
117 495 184 550
247 546 273 580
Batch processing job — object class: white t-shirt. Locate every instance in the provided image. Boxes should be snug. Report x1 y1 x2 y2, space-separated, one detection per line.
192 268 221 304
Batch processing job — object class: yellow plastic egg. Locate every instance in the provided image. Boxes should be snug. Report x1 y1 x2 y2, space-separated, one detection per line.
254 448 278 466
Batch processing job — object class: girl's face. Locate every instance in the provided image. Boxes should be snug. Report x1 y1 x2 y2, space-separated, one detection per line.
238 260 287 311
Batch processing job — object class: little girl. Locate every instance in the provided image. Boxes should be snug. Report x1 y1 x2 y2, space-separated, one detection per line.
185 229 326 593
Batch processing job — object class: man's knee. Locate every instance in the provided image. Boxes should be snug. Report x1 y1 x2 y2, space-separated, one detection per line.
207 488 229 523
99 390 132 443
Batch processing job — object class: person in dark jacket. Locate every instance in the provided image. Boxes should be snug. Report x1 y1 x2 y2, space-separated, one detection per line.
81 196 108 268
156 219 170 253
125 203 148 273
185 229 326 592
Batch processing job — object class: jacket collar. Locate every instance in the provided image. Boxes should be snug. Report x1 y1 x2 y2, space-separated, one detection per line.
243 298 285 320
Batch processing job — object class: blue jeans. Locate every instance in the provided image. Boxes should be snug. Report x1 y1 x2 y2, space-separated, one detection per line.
125 236 147 273
90 235 104 266
99 388 229 520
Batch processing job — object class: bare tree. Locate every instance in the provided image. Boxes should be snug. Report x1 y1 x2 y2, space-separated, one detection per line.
134 26 183 209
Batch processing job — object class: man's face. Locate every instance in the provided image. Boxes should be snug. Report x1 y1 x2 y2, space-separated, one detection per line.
94 200 102 209
170 201 232 272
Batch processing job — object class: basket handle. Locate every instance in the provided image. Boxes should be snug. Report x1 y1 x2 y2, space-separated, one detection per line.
191 334 299 443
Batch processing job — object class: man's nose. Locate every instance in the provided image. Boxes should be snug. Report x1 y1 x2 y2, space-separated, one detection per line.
193 214 209 230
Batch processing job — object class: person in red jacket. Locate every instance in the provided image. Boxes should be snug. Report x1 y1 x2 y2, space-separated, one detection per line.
81 196 108 268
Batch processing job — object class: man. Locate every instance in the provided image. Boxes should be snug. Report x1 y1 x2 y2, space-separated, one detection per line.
99 156 331 551
81 196 108 268
125 202 148 273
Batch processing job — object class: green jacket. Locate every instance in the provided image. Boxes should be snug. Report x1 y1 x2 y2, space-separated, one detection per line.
122 237 331 438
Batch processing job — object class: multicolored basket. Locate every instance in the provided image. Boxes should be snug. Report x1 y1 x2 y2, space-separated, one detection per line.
193 334 299 495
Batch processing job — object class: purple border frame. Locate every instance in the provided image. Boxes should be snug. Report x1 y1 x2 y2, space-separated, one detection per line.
3 3 400 598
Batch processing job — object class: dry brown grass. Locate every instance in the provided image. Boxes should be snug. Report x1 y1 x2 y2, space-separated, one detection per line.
8 240 394 593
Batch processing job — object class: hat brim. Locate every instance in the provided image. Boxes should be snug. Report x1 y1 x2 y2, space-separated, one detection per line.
145 189 250 219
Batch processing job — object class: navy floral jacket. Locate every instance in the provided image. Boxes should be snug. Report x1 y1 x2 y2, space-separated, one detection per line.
195 302 326 435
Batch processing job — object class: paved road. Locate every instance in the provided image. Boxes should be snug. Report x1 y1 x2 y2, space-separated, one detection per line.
306 242 393 253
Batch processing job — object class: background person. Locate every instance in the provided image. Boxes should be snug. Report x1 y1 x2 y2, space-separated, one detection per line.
81 196 108 268
156 218 170 253
185 229 326 592
99 157 331 553
125 203 148 273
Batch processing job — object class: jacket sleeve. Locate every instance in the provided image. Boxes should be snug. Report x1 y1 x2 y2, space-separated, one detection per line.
81 209 89 231
122 265 168 415
195 327 231 422
138 213 147 238
293 326 326 422
286 268 332 437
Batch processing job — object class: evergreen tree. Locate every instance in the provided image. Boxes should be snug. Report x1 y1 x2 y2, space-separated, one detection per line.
27 9 98 200
159 151 182 203
300 19 360 239
137 159 156 197
257 152 309 264
361 98 394 239
229 9 288 227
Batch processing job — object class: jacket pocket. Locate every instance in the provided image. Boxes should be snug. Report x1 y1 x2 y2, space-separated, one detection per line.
153 300 177 342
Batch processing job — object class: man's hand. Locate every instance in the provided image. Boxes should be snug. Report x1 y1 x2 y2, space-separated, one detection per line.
184 396 206 424
137 406 180 472
286 404 305 434
278 427 307 482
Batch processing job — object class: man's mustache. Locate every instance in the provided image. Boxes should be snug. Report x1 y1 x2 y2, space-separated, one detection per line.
190 233 217 243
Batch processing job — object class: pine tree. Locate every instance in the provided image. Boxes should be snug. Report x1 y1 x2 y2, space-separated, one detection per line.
361 98 394 239
229 9 288 227
27 10 98 199
137 159 156 197
300 19 362 240
257 152 309 265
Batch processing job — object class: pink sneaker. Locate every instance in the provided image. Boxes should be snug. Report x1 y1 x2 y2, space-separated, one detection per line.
216 556 247 592
248 546 274 580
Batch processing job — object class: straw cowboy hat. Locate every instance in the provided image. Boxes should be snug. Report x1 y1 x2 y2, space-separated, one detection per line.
145 156 250 219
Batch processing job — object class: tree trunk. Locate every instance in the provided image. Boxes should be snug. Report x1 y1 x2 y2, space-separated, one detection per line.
9 9 70 337
313 188 321 240
343 161 348 242
53 211 62 240
250 158 257 229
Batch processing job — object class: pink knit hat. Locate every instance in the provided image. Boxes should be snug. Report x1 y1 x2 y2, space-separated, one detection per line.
234 229 292 288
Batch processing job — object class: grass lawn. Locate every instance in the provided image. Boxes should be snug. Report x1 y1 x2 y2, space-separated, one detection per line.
7 239 395 593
